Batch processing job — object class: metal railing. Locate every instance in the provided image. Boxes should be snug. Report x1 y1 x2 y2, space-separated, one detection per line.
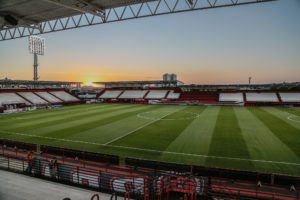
0 143 299 200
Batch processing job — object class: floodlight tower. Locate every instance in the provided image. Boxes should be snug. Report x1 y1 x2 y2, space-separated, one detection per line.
29 35 45 81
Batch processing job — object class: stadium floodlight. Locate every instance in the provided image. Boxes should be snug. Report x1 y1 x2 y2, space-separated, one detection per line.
29 35 45 55
28 35 45 81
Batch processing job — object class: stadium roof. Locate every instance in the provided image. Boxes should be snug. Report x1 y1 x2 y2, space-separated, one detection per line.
0 79 82 86
180 82 300 91
0 0 153 26
94 80 181 84
0 0 276 41
94 80 183 88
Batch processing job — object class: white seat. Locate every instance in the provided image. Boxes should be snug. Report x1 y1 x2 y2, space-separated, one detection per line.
145 90 168 99
279 93 300 102
0 93 31 106
246 93 278 102
219 93 244 102
99 90 122 99
35 92 62 103
167 91 180 99
18 92 48 104
50 91 79 102
119 90 148 99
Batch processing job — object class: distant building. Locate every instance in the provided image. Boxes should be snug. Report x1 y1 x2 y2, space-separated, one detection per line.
163 73 177 82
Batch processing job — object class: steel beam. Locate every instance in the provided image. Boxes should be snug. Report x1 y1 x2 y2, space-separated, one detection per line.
43 0 105 19
0 0 276 41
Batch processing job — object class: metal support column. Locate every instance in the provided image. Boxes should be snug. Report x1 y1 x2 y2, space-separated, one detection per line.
33 53 38 81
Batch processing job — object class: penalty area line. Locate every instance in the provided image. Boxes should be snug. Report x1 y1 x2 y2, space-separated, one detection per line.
0 130 300 166
103 108 181 145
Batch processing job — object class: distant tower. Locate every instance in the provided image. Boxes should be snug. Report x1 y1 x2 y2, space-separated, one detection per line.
29 36 45 81
163 73 177 82
170 74 177 81
248 77 252 85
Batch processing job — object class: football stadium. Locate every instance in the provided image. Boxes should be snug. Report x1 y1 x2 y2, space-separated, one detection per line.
1 0 300 200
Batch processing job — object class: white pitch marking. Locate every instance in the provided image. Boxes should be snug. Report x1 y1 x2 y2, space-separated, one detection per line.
287 115 300 123
103 109 181 145
0 130 300 166
137 111 200 121
108 145 300 166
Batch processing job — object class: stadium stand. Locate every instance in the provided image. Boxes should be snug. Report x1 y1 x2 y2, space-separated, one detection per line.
50 91 80 102
145 90 168 99
279 92 300 102
180 92 219 103
18 92 48 104
119 90 148 99
246 92 279 102
35 91 62 103
99 90 123 99
166 90 181 99
219 93 244 102
0 92 30 106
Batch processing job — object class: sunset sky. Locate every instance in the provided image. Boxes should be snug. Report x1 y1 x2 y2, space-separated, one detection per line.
0 0 299 86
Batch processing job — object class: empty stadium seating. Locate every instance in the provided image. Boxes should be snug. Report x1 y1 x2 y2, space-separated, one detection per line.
18 92 48 104
246 93 279 102
35 92 62 103
119 90 148 99
0 93 30 106
145 90 168 99
219 93 244 102
167 91 180 99
99 90 123 99
279 93 300 102
50 91 79 102
180 92 218 103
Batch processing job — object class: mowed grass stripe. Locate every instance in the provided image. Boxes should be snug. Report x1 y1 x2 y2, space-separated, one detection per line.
112 106 197 151
206 107 253 171
264 107 300 130
15 105 162 144
0 104 141 142
234 107 300 175
162 106 219 159
64 106 182 145
0 104 103 122
3 105 119 127
249 107 300 157
0 104 114 127
2 104 133 132
160 106 218 165
249 108 300 157
277 107 300 116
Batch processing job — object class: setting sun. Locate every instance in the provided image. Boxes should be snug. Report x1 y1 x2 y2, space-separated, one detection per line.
82 79 96 87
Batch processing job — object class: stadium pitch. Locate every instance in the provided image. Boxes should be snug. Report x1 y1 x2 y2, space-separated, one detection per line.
0 104 299 176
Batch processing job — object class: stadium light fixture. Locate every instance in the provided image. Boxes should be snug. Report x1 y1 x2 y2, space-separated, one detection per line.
29 35 45 81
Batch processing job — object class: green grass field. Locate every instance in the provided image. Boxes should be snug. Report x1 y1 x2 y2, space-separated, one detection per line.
0 104 300 176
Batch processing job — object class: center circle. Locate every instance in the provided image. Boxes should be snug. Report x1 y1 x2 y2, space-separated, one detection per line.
137 111 200 121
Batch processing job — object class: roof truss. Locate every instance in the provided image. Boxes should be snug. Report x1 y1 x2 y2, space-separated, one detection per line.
0 0 276 41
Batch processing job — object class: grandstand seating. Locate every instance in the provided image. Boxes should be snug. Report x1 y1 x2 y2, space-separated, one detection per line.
99 90 123 99
279 93 300 102
167 90 180 99
219 93 244 102
35 92 63 103
246 93 279 102
180 92 218 103
0 93 30 106
145 90 168 99
119 90 148 99
50 91 79 102
18 92 48 104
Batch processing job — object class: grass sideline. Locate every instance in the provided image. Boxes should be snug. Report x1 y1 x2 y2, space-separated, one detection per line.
0 104 299 176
